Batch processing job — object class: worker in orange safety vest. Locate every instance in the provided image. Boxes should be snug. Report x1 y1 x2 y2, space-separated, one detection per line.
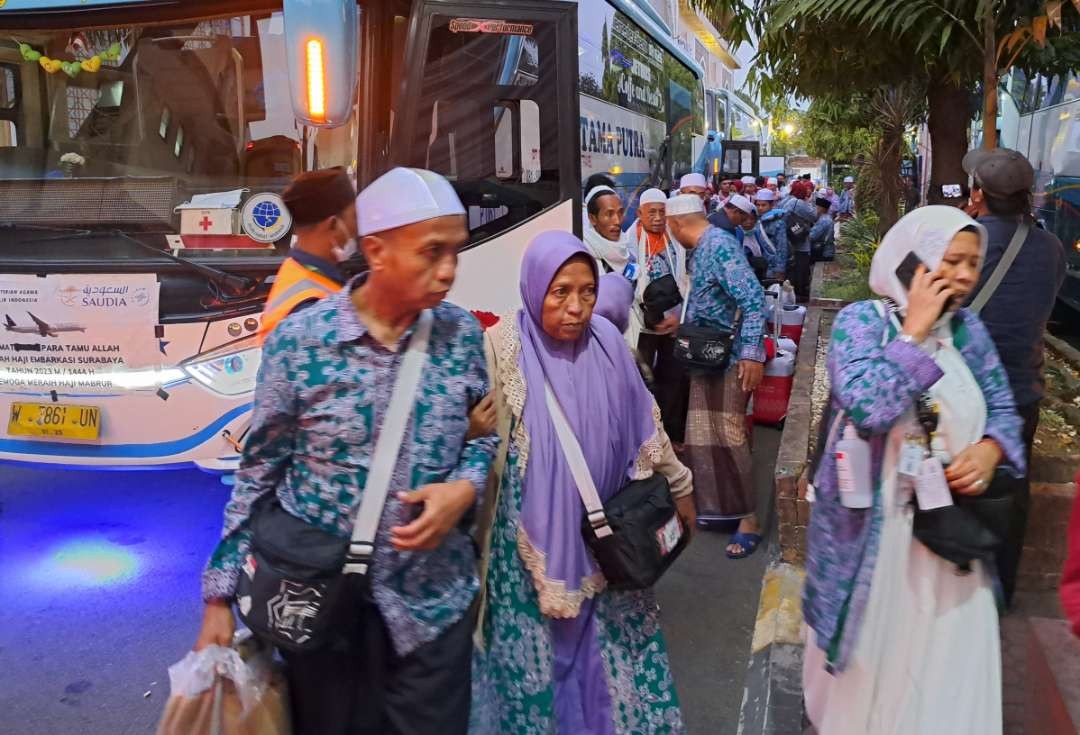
259 167 357 340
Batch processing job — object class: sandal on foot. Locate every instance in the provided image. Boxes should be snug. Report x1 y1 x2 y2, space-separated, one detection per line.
726 531 762 560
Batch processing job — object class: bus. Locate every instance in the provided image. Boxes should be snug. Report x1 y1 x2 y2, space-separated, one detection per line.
1000 69 1080 314
0 0 704 470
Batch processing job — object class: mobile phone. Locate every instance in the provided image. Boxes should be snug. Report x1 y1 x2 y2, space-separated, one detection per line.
894 251 927 290
941 183 963 198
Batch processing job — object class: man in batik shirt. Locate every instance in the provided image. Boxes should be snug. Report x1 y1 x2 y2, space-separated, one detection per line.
196 168 496 735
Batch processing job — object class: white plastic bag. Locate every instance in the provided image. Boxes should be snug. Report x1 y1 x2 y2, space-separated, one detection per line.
166 646 267 713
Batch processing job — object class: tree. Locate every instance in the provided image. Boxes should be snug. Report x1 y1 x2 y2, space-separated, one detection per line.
694 0 1080 203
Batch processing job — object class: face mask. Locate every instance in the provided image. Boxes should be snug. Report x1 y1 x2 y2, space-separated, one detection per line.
332 238 358 262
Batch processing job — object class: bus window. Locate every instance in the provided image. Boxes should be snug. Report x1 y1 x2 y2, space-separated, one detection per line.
398 14 563 244
0 13 359 256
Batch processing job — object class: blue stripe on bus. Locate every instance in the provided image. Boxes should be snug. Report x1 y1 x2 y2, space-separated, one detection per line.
0 403 251 458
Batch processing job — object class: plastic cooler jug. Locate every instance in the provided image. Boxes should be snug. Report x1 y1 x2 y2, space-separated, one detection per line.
777 305 806 346
753 348 796 426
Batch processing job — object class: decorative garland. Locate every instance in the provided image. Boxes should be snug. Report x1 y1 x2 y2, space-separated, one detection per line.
18 41 122 78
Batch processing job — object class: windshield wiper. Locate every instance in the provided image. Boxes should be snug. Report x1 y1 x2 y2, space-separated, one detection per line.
45 229 258 298
0 222 92 237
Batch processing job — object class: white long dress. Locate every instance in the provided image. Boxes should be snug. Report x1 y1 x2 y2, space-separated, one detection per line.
803 326 1003 735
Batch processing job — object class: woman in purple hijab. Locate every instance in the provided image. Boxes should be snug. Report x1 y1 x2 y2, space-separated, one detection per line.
471 231 695 734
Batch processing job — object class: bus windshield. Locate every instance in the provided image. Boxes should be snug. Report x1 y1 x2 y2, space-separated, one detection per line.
0 12 358 254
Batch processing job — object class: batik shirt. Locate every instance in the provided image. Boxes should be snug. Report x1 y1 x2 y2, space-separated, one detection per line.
810 213 834 256
685 225 767 363
202 277 496 656
757 208 790 277
837 188 855 215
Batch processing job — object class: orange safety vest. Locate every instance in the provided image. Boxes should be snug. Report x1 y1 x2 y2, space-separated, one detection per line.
258 256 342 341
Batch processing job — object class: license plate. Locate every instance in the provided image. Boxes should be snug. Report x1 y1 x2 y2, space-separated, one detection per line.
7 402 101 440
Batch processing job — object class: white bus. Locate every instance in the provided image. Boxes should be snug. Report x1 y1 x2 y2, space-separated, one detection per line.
1000 69 1080 314
0 0 704 470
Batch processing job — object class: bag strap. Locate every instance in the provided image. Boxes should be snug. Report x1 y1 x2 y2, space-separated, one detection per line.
543 382 614 539
757 222 776 256
873 299 902 346
344 309 433 575
968 219 1030 315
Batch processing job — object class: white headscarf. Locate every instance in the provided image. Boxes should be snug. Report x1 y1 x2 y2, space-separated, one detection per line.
583 186 633 274
868 205 988 310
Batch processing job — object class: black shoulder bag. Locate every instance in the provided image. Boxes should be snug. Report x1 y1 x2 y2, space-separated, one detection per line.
545 383 688 591
673 297 741 373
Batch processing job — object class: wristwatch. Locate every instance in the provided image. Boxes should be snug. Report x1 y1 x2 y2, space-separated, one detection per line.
897 332 923 346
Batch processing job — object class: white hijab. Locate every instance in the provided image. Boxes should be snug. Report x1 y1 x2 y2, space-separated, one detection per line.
583 186 632 274
868 205 988 311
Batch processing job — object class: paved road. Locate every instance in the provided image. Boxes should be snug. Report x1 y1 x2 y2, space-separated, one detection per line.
0 428 779 735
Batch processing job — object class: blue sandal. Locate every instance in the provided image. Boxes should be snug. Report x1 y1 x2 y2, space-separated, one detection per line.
726 531 762 560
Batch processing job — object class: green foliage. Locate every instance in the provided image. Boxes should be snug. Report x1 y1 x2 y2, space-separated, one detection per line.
839 215 881 272
819 213 881 302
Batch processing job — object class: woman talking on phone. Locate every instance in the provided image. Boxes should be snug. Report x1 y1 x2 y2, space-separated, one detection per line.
802 206 1025 734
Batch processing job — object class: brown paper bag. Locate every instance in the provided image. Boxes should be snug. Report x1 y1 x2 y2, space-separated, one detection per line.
156 670 289 735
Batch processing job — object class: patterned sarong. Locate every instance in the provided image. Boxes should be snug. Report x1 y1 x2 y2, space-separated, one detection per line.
684 368 754 520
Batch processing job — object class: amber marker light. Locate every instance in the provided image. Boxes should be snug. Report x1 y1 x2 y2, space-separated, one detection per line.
306 38 326 123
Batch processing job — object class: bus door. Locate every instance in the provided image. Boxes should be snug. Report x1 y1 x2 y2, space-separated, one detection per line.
391 1 580 245
720 139 759 181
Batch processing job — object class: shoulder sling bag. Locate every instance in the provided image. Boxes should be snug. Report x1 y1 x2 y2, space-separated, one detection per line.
967 219 1030 315
672 292 741 373
544 382 688 591
235 310 433 651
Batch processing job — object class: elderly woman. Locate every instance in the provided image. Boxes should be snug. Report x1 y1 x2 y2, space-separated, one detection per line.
802 206 1026 734
471 231 695 734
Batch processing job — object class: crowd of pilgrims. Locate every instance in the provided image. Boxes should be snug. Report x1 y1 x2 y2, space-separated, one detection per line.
189 147 1066 735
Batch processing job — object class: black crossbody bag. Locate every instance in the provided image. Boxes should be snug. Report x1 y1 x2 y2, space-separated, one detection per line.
673 297 742 373
545 383 688 591
233 310 433 651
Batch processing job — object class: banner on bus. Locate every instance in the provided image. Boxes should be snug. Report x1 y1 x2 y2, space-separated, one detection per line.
579 95 664 184
0 274 162 393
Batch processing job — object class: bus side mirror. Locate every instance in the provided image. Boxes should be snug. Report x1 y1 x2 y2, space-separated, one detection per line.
282 0 358 128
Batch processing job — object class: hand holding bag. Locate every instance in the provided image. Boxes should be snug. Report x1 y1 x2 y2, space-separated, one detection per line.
234 310 433 651
545 383 688 591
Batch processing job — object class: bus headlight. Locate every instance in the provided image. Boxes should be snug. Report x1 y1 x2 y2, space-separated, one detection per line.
183 347 261 396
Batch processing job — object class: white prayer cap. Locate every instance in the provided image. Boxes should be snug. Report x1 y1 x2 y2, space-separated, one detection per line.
639 188 666 206
754 189 776 202
740 175 756 185
679 172 707 189
585 185 617 206
664 194 704 217
767 177 778 185
725 193 754 214
357 167 465 236
843 176 855 183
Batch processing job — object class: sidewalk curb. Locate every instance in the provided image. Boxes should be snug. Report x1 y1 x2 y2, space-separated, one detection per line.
738 558 807 735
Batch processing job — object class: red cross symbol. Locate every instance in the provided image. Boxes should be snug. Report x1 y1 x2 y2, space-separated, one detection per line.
199 215 213 231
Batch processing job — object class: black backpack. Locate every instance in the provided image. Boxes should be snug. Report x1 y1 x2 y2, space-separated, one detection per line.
786 205 816 247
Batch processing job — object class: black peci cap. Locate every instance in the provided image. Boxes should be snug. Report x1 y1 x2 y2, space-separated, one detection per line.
282 167 356 227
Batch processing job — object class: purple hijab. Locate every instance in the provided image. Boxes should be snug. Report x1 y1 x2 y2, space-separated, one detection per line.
517 231 656 609
592 272 634 333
